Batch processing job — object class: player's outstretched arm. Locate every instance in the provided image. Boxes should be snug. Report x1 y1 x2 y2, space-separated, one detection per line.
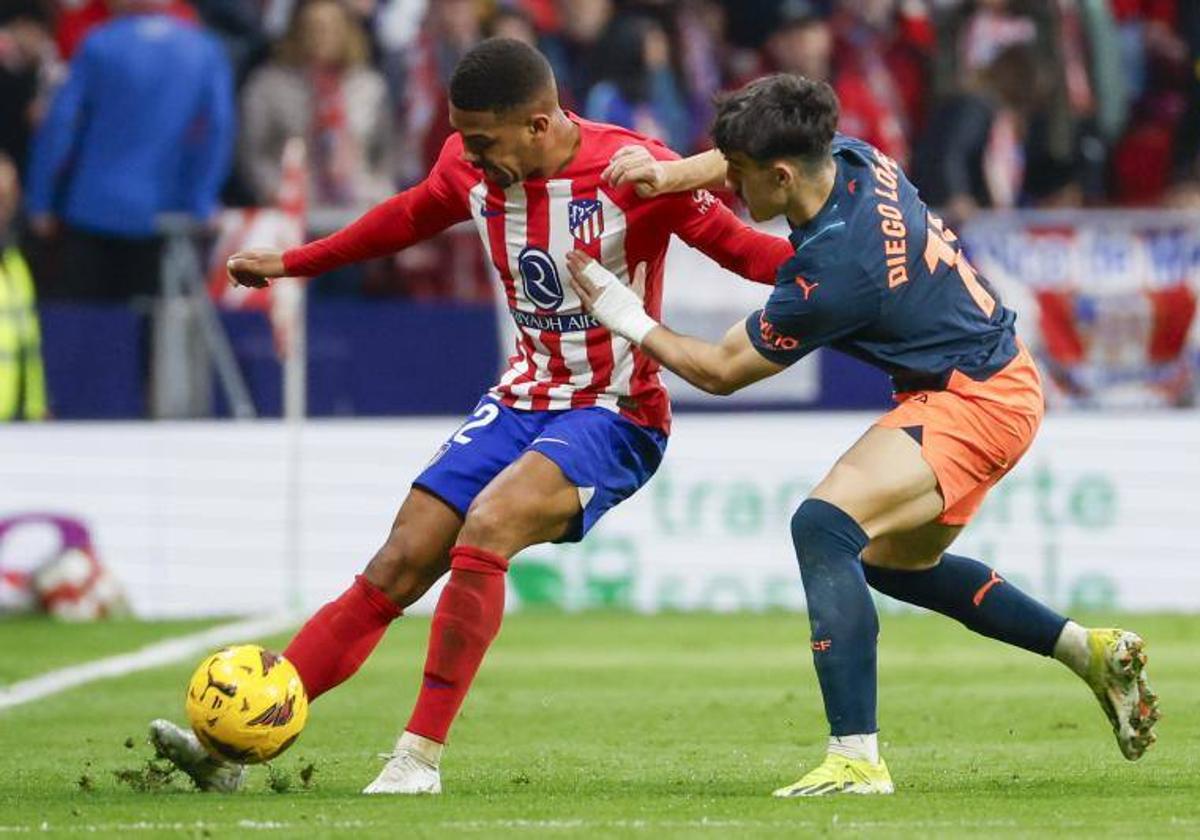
281 181 468 279
264 136 472 282
565 251 783 396
226 179 466 288
604 146 729 196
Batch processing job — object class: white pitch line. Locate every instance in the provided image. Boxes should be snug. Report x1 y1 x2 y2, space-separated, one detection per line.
0 613 296 711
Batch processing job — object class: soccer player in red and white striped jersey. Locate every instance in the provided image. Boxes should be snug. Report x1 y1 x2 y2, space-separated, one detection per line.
149 38 793 794
274 91 786 433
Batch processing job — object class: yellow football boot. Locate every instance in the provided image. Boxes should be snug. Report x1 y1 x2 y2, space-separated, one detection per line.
1084 628 1160 760
772 753 894 797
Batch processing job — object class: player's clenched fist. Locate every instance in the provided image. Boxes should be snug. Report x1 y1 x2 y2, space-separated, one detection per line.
226 249 287 288
602 146 670 197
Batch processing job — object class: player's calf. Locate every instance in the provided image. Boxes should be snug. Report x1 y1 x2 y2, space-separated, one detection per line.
283 488 459 702
403 545 508 748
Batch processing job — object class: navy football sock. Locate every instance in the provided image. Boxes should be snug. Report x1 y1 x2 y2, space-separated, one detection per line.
863 553 1067 656
791 498 877 737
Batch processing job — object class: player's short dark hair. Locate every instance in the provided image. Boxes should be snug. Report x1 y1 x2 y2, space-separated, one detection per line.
449 37 556 113
712 74 839 168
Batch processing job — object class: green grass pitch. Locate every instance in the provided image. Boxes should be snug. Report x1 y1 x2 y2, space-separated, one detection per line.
1 611 1197 837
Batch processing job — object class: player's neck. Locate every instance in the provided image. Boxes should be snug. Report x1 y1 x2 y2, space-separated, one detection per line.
534 111 581 179
784 160 837 229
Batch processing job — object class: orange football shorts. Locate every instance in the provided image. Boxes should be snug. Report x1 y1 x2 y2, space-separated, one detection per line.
875 342 1044 526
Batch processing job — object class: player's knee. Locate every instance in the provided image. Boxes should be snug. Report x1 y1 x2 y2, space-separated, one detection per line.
790 498 867 569
809 461 866 506
790 502 820 569
459 496 520 552
365 528 447 606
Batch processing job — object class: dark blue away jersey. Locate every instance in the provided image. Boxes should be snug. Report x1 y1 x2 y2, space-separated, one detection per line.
745 134 1018 391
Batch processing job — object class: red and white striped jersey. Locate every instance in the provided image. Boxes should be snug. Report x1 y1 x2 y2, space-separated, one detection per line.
285 115 792 433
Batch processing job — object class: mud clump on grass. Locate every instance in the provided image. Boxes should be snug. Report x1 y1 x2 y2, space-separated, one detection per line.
299 762 317 789
266 764 292 794
113 758 179 792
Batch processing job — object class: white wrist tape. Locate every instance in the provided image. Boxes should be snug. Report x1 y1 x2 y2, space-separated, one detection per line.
581 261 659 344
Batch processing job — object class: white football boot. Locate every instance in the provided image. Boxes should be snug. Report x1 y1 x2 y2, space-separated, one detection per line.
148 719 246 792
362 731 443 794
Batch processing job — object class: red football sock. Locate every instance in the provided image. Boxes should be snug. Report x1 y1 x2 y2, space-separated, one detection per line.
283 574 403 701
406 545 509 743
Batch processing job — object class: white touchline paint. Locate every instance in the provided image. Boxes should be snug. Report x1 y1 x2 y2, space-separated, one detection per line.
0 613 296 712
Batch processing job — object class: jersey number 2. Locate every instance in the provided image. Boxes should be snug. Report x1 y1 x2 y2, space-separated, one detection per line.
923 214 995 317
453 402 500 444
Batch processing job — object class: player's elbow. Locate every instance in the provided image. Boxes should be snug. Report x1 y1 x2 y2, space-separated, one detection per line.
696 368 742 396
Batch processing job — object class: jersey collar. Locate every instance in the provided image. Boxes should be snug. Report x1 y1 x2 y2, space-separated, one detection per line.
787 157 845 250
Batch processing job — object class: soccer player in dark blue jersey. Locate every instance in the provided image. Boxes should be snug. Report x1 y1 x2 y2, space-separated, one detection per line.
565 74 1160 797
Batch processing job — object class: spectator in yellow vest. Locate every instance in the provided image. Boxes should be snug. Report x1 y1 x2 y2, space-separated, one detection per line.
0 153 47 421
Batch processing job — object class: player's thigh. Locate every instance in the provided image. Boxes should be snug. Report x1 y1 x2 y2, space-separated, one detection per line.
364 397 533 601
456 406 666 556
809 425 944 540
524 407 667 544
412 397 534 519
363 486 462 605
862 519 964 571
458 450 583 555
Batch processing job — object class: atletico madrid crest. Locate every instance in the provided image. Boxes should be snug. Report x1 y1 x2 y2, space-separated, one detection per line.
568 199 604 245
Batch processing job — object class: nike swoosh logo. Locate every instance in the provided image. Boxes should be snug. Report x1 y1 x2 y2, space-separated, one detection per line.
532 437 570 446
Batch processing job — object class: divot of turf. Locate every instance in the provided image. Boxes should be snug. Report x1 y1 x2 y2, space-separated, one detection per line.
113 757 180 792
266 764 292 794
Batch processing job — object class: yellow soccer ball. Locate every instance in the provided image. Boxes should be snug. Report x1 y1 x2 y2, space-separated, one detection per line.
184 645 309 764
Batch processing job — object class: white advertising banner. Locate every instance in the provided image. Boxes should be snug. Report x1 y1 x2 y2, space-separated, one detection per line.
0 412 1196 617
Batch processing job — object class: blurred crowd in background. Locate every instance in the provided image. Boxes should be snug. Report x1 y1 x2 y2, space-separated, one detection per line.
0 0 1198 306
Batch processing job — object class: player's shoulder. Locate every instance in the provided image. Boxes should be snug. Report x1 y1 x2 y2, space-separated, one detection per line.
772 240 854 308
767 233 879 329
831 132 911 204
782 213 854 280
574 115 682 164
830 133 881 163
773 172 877 309
434 131 466 162
821 135 903 252
429 133 475 184
829 132 930 281
573 116 695 213
414 133 477 209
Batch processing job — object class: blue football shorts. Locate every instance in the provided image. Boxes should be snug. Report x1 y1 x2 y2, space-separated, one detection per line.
413 396 668 542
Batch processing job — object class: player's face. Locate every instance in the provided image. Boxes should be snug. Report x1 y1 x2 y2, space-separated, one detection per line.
450 106 541 188
725 153 788 223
